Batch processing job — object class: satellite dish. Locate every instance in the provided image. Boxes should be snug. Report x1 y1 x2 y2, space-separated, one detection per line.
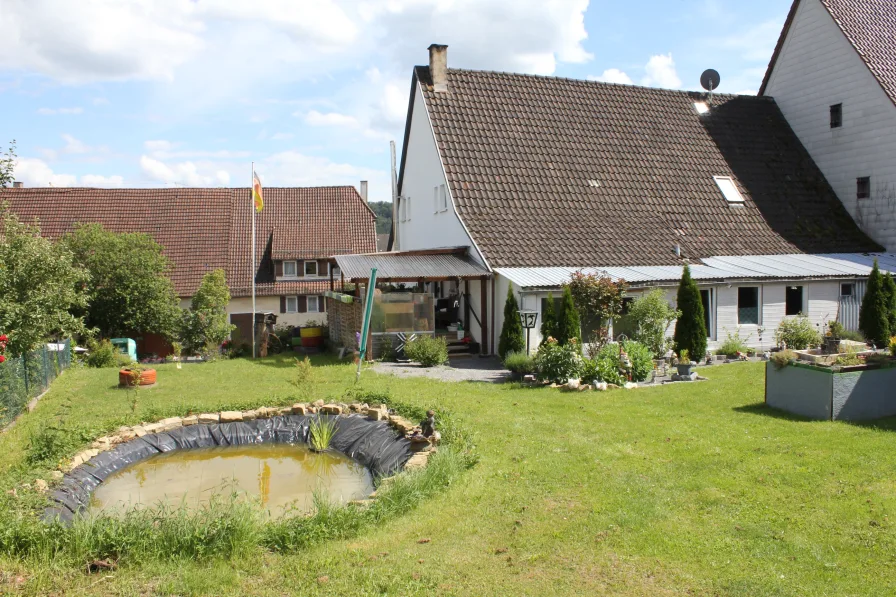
700 69 721 91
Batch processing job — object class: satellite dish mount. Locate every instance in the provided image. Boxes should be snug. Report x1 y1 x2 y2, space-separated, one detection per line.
700 69 721 107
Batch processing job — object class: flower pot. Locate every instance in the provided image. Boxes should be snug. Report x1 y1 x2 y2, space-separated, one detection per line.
119 368 156 387
675 363 695 376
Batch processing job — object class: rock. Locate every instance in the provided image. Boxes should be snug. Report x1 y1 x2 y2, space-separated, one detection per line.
623 382 638 390
320 404 342 415
220 411 243 423
182 415 198 426
91 437 113 451
50 470 64 480
389 415 417 434
292 404 308 415
593 382 608 391
132 425 147 438
578 384 591 392
348 403 362 413
142 422 163 434
522 374 536 383
198 413 219 424
276 406 293 416
34 479 48 493
410 441 433 453
430 431 441 445
607 383 621 390
158 417 183 432
405 452 429 469
117 426 137 441
313 399 325 408
242 410 258 421
368 407 387 421
671 372 698 382
567 379 580 390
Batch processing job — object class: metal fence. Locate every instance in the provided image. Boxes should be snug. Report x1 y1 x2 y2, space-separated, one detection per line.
0 339 72 428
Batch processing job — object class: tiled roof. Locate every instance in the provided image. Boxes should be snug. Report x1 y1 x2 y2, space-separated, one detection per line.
412 66 881 268
760 0 896 106
2 186 376 298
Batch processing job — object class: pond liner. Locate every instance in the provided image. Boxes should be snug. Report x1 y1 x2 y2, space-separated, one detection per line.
44 414 414 523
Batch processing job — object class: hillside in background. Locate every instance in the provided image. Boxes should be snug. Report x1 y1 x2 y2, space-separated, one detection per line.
368 201 393 235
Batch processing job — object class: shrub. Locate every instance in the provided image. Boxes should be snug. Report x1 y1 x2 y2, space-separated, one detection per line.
85 339 120 368
27 425 83 466
534 337 582 383
498 287 525 359
716 330 750 356
859 259 891 347
628 289 681 357
503 351 536 375
540 293 556 346
404 335 448 367
595 357 625 385
890 336 896 357
595 341 654 383
770 349 797 370
775 316 821 350
841 329 866 342
673 265 707 361
580 358 599 383
555 286 581 347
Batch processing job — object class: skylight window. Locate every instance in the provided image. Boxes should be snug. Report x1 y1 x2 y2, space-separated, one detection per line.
714 176 744 204
694 102 710 115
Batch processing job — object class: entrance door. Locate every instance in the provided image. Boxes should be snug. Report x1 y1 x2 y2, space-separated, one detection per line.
700 289 713 339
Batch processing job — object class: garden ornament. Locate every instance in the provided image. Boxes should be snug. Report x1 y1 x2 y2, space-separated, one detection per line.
421 410 436 438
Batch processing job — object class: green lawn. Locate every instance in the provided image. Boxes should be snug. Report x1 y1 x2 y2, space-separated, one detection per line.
1 357 895 596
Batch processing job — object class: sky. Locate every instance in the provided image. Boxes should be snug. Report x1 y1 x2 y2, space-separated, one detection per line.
0 0 790 203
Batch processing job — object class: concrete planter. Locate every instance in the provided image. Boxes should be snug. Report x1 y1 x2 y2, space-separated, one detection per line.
765 361 896 421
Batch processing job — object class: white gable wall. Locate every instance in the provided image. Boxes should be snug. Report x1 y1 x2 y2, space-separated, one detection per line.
764 0 896 250
397 82 485 265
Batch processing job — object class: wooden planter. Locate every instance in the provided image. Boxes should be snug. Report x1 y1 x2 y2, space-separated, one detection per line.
300 326 324 348
119 368 157 387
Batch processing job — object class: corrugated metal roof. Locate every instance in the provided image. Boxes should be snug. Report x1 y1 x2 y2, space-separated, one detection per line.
335 251 490 280
495 253 896 289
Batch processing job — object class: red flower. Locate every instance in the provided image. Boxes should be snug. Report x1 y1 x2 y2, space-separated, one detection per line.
0 355 5 364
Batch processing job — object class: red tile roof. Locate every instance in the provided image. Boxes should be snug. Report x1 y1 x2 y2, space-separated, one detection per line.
760 0 896 106
1 186 376 298
405 66 881 268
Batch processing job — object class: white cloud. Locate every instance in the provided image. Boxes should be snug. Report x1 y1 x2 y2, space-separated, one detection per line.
641 53 681 89
142 140 248 160
38 134 109 161
36 107 83 115
12 157 122 187
139 155 230 187
588 68 634 85
304 110 359 127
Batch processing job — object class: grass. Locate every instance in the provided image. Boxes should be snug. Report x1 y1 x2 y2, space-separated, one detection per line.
1 356 895 595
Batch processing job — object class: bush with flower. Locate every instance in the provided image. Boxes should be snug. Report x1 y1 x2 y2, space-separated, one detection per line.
0 333 8 364
534 337 583 383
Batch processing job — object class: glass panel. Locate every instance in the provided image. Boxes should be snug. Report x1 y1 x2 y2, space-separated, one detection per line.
286 297 297 312
304 261 318 276
840 283 854 297
283 261 296 276
785 286 803 316
737 287 759 325
370 292 435 334
307 296 319 313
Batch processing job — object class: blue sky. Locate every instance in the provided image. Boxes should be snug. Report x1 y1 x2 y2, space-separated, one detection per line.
0 0 789 202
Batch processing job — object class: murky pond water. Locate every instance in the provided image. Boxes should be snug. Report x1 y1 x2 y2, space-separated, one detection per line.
90 444 374 516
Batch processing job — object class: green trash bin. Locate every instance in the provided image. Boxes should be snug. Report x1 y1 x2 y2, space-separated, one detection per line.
111 338 137 362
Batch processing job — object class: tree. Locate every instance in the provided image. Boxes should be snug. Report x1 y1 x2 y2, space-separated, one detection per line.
0 204 89 356
859 259 890 347
540 293 557 345
883 272 896 336
556 286 581 346
63 223 181 339
673 264 707 360
564 271 627 347
181 269 235 354
628 288 681 357
0 140 15 188
498 286 525 358
367 201 393 235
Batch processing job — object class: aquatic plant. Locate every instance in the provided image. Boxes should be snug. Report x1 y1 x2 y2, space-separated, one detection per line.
309 416 337 452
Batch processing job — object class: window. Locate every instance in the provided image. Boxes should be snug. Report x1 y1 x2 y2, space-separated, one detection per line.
713 176 744 204
694 101 709 115
700 288 713 338
785 285 804 316
304 260 318 276
307 296 320 313
737 287 759 325
285 296 298 313
841 283 855 297
857 177 870 200
830 103 842 128
282 260 297 277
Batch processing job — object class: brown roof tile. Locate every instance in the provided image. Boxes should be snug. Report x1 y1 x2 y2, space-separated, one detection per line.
411 66 881 268
1 186 376 298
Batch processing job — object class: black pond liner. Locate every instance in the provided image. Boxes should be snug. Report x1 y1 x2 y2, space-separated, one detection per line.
44 414 414 523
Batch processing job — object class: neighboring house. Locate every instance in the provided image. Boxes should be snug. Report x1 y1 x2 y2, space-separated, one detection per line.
760 0 896 251
392 45 893 355
3 185 376 351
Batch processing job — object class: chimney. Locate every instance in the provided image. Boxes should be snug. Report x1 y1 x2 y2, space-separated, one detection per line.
428 44 449 92
359 180 368 203
12 181 23 188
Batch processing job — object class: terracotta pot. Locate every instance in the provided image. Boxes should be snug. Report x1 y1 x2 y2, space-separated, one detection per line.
119 368 157 387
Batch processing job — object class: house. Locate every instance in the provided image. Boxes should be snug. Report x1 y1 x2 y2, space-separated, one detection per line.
760 0 896 251
387 44 894 355
3 185 376 353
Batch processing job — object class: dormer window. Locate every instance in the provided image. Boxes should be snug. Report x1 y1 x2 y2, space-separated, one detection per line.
713 176 744 204
283 260 297 277
830 103 842 128
304 260 318 276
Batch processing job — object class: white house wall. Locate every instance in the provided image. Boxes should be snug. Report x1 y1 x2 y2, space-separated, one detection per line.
764 0 896 250
226 297 327 329
397 83 483 263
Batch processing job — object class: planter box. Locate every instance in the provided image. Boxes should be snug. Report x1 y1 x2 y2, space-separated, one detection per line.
765 361 896 421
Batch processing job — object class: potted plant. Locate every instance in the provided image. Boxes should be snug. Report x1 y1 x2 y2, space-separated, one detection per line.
118 363 156 387
675 349 695 376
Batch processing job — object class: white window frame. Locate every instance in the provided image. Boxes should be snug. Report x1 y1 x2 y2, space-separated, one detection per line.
304 260 318 277
785 285 805 317
285 296 298 313
433 184 448 213
282 260 297 277
307 295 320 313
840 283 856 297
714 176 744 204
737 286 761 325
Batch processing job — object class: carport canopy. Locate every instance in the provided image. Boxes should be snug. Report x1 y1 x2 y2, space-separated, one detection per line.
334 247 490 282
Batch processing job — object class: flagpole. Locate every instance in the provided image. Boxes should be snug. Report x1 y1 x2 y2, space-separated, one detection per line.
251 161 257 360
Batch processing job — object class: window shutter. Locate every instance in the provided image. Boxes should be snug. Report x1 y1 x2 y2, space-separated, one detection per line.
279 296 286 313
318 260 329 274
297 262 304 277
298 296 307 313
275 261 284 277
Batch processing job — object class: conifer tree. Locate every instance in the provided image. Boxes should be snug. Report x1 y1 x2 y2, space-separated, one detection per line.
498 286 525 358
859 260 891 347
556 286 581 346
883 272 896 336
673 264 707 360
540 293 557 345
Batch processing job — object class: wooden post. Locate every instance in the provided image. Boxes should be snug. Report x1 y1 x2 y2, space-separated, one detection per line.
417 277 425 293
480 276 488 356
329 261 335 291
